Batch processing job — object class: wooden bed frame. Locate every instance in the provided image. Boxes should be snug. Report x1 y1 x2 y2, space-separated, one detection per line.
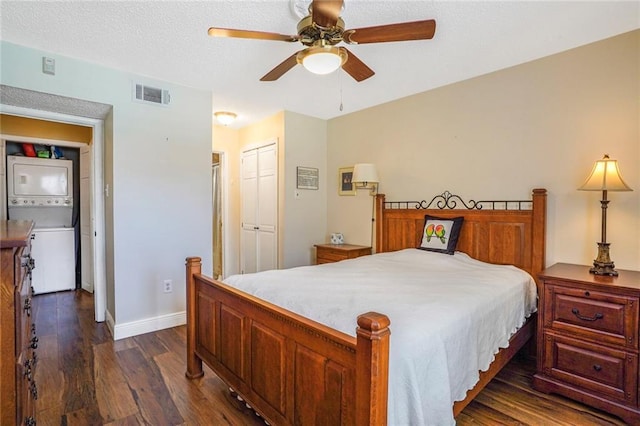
186 188 547 425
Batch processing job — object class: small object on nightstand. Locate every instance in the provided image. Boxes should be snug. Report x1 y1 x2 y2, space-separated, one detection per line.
314 243 371 265
330 233 344 244
533 263 640 424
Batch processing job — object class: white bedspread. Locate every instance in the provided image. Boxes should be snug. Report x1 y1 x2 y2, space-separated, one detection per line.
223 249 537 426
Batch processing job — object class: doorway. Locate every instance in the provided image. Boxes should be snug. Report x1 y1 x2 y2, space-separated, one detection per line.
212 151 224 279
0 105 107 323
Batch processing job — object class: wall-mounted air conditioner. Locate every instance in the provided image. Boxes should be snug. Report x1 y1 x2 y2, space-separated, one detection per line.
132 82 171 106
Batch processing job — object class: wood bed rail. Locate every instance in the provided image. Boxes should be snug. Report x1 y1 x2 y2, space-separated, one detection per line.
185 256 391 425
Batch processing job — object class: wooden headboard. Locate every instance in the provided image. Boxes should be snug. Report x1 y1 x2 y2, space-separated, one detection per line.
375 188 547 286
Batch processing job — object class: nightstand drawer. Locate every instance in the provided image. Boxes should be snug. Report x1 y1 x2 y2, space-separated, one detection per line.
314 244 371 265
318 250 348 263
543 333 637 405
545 285 639 349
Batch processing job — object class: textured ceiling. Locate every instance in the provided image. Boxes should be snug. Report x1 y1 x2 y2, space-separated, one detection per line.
0 85 112 120
1 1 638 128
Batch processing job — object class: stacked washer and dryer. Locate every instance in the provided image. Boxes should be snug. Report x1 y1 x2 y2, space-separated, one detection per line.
7 155 76 294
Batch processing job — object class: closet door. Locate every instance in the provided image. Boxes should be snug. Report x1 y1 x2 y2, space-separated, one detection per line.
256 145 277 272
240 143 277 274
241 149 258 274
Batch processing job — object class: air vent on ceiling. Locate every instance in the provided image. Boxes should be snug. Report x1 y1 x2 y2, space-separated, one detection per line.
133 83 170 106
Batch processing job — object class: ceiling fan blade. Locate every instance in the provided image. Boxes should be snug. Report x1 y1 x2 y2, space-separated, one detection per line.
341 48 374 82
208 27 298 42
344 19 436 44
260 52 300 81
311 0 344 28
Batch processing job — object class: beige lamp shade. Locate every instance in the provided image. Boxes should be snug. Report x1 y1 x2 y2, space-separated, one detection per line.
579 154 632 192
352 163 379 184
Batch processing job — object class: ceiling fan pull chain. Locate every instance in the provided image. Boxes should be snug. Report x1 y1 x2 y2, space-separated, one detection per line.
339 70 344 111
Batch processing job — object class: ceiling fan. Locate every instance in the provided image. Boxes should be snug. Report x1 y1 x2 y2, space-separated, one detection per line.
208 0 436 82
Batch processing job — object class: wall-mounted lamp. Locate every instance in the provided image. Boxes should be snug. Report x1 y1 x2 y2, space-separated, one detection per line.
578 154 633 276
352 163 380 250
352 163 379 195
214 111 237 126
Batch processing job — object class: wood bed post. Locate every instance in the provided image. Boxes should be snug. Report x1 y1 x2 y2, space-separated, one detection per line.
185 256 204 379
531 188 547 284
355 312 391 426
375 194 385 254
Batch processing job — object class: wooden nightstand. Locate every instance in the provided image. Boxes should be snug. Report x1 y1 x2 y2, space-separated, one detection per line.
314 244 371 265
533 263 640 424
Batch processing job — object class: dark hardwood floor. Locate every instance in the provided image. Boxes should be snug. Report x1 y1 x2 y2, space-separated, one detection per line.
33 290 628 426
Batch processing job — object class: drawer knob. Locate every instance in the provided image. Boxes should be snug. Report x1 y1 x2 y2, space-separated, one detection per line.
593 364 602 372
584 291 590 296
571 308 603 322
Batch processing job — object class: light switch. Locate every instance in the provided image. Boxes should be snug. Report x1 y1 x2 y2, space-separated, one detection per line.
42 57 55 75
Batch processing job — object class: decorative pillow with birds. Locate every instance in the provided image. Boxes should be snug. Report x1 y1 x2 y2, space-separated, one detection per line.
418 215 464 255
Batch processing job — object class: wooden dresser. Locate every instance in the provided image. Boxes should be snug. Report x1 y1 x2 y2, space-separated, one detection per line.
314 243 371 264
1 220 38 425
533 263 640 424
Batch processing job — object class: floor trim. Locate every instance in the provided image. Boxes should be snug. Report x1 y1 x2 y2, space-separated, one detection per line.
112 311 186 340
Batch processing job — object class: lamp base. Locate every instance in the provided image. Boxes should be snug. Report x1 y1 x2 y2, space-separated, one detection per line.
590 242 618 276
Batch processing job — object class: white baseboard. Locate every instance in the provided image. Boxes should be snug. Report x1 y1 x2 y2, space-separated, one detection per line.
111 311 186 340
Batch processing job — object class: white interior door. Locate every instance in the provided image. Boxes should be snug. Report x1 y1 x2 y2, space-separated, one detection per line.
241 149 258 274
240 142 277 274
257 145 277 271
80 145 94 293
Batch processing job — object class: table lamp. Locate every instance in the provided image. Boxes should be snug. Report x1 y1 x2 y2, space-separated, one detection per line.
578 154 632 276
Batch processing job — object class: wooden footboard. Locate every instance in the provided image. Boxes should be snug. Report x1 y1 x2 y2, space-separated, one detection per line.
185 257 391 426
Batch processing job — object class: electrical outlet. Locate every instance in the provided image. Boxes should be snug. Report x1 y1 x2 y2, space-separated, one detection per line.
163 279 172 293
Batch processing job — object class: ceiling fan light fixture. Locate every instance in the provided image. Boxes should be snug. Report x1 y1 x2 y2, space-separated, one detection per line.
214 111 237 126
297 46 347 75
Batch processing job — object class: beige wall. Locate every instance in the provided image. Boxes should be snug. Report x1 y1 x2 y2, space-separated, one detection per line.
214 111 328 273
283 111 327 267
212 124 241 277
327 30 640 270
0 114 93 143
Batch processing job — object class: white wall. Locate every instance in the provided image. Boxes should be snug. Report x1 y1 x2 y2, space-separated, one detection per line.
1 41 213 334
327 30 640 271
